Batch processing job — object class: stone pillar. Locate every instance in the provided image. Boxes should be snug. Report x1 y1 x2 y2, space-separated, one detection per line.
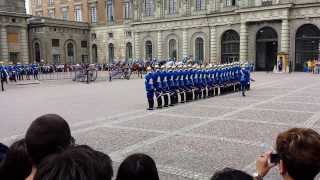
281 19 289 53
239 22 248 63
134 32 140 59
210 26 217 64
182 29 188 58
20 27 29 64
157 30 162 59
0 26 9 63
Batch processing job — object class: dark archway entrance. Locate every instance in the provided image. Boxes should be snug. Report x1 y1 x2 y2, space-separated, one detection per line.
169 39 177 60
295 24 320 71
126 42 132 62
221 30 240 64
145 40 153 61
67 42 75 64
195 37 204 63
108 43 114 64
34 42 41 63
256 27 278 71
92 44 98 63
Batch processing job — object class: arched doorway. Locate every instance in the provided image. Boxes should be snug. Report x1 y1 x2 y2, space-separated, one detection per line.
295 24 320 71
92 44 98 63
195 37 204 63
256 27 278 71
221 30 240 64
34 42 41 63
126 42 132 62
169 39 177 60
108 43 114 64
145 40 153 60
67 42 75 64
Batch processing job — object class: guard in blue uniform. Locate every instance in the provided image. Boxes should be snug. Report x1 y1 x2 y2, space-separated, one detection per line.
0 65 8 91
145 67 155 110
154 65 163 108
160 66 170 107
240 65 250 96
168 67 178 105
32 64 39 80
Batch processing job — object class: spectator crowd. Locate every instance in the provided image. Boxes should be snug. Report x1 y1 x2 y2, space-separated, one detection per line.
0 114 319 180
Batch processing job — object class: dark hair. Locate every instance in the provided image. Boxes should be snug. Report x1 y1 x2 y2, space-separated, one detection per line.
0 139 33 180
276 128 320 180
116 153 159 180
34 145 113 180
211 168 253 180
25 114 73 165
0 143 9 162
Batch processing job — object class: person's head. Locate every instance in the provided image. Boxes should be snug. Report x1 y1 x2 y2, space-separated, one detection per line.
0 139 33 180
34 145 113 180
0 143 9 162
211 168 253 180
116 153 159 180
25 114 74 166
276 128 320 180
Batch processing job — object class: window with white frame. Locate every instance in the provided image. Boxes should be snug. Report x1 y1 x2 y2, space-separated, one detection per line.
107 0 114 22
168 0 177 14
61 7 68 20
144 0 154 16
195 0 205 10
91 6 97 23
225 0 236 7
123 1 131 19
48 0 54 6
75 6 82 22
48 9 55 18
36 0 42 6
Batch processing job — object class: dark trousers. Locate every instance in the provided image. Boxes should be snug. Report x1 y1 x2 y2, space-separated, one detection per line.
156 92 163 108
147 98 154 110
241 82 246 96
170 92 178 105
163 93 169 107
179 89 185 103
1 79 4 91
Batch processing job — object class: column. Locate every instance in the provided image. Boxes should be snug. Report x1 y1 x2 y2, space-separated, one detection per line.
239 22 248 63
281 19 289 53
134 32 140 59
210 26 217 64
20 27 29 64
157 31 162 59
0 26 9 63
182 29 188 58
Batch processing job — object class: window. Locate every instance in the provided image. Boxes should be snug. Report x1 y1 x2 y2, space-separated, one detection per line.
48 9 55 18
107 0 114 22
48 0 54 6
91 6 97 23
81 41 88 48
36 0 42 6
195 0 205 10
225 0 236 7
144 0 154 16
108 33 113 38
75 6 82 22
123 1 131 19
195 37 204 62
261 0 272 6
168 0 177 14
61 7 68 20
125 31 132 38
145 41 153 60
169 39 177 59
52 39 60 47
108 43 114 63
91 33 97 40
53 54 61 64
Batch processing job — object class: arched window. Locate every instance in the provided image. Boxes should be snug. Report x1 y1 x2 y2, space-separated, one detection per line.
168 0 177 14
126 42 133 62
92 44 98 63
295 24 320 71
195 37 204 62
221 30 240 64
108 43 114 63
34 42 41 63
195 0 205 10
67 43 75 64
169 39 177 60
145 40 153 60
144 0 154 16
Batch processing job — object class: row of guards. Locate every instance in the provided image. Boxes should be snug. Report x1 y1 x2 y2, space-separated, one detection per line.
144 62 252 110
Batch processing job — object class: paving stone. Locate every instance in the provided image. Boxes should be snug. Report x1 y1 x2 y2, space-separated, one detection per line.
226 109 313 125
256 102 320 113
278 96 320 104
75 126 162 154
164 105 235 118
123 135 263 177
116 114 205 132
189 119 293 145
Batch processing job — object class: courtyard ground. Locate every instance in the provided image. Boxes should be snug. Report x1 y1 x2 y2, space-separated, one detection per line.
1 72 320 180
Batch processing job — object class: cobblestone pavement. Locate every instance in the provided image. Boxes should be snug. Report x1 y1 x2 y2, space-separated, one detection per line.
1 72 320 180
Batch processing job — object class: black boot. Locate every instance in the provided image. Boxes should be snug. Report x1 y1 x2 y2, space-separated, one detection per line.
147 99 154 110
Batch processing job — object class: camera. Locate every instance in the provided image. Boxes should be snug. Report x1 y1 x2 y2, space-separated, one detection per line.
269 153 281 165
